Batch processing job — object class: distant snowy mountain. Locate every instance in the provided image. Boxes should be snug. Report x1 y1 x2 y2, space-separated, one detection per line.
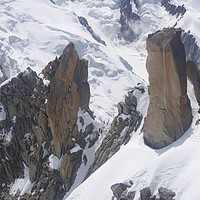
0 0 179 122
1 0 200 200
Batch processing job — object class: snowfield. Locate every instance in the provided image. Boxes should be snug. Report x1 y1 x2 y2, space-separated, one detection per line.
1 0 200 199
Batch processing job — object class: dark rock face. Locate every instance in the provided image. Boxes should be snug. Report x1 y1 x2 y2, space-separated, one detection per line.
0 42 97 199
182 31 200 66
161 0 186 17
87 87 143 177
143 28 192 149
186 61 200 105
78 16 106 46
119 0 140 42
181 31 200 107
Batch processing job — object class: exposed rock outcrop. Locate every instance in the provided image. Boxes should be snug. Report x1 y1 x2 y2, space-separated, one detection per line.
78 16 106 46
110 184 175 200
161 0 186 17
143 28 192 149
119 0 140 42
111 183 129 199
0 42 97 199
158 187 176 200
186 61 200 106
181 31 200 106
140 187 151 200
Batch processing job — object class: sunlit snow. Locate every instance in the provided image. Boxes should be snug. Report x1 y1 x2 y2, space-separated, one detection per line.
1 0 200 200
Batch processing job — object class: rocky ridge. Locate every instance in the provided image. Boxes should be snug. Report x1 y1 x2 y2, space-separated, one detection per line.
1 28 200 199
161 0 186 17
119 0 140 42
0 42 98 199
87 85 144 176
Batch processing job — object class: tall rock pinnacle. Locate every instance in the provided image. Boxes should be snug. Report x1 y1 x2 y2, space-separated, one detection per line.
143 28 192 149
46 42 90 158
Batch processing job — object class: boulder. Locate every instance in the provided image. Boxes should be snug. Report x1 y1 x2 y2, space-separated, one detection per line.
143 28 192 149
158 187 176 200
140 187 151 200
111 183 128 199
125 191 136 200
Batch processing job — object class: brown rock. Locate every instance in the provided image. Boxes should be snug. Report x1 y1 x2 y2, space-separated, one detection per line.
46 42 90 157
59 151 82 190
143 28 192 149
0 43 93 198
28 146 42 182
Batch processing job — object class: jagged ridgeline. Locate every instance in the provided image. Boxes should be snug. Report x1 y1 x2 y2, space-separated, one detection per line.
0 42 99 200
0 41 146 199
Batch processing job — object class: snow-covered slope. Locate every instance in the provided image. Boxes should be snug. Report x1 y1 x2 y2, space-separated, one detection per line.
1 0 200 199
67 80 200 200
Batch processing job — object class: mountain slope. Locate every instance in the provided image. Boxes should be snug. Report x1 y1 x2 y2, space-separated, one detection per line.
67 80 200 200
1 0 200 200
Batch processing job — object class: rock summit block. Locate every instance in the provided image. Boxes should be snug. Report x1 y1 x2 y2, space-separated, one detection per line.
143 28 192 149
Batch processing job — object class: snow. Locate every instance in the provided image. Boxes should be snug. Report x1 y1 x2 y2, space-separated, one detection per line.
70 143 83 154
9 163 34 196
49 154 63 170
1 0 200 199
43 79 50 86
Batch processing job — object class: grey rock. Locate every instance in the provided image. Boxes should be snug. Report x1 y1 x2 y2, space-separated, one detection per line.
111 183 128 199
158 187 176 200
140 187 151 200
161 0 186 17
143 28 192 149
